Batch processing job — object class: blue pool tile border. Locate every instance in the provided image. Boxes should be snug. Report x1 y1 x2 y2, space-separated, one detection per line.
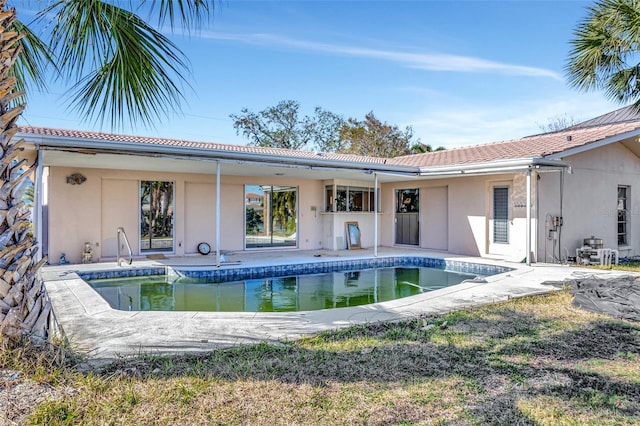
78 267 165 281
77 257 512 282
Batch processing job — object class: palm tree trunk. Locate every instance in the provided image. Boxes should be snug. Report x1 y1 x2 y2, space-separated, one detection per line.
0 1 48 342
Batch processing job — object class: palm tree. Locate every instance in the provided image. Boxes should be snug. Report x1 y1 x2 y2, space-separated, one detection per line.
0 0 215 342
566 0 640 108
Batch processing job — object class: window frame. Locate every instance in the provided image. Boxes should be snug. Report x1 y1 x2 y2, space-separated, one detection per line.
139 180 175 254
325 183 378 212
618 185 630 247
493 186 509 244
244 184 299 250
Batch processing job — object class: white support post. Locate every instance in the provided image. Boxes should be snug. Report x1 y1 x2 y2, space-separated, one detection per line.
526 169 532 266
374 173 378 257
216 162 221 267
34 150 43 262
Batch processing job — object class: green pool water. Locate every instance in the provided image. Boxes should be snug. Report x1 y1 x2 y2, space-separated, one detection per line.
88 266 481 313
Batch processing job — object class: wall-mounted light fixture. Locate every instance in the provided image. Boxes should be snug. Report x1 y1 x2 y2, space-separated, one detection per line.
66 173 87 185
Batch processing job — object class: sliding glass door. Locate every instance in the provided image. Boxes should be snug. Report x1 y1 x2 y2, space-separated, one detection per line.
140 181 174 252
245 184 297 249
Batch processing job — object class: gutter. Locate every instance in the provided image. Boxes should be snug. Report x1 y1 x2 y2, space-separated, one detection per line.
20 132 420 176
19 132 570 179
417 157 569 177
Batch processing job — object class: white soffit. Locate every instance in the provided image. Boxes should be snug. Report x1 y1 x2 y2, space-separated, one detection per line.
40 150 413 182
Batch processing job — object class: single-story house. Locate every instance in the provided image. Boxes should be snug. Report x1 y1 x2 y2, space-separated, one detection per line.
17 105 640 265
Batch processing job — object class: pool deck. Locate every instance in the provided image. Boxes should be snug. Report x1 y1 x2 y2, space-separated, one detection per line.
41 247 631 362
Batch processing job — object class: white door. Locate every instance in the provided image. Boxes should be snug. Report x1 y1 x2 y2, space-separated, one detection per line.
488 185 512 256
421 187 448 250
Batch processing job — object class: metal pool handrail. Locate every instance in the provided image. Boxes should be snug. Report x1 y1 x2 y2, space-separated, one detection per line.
117 227 133 266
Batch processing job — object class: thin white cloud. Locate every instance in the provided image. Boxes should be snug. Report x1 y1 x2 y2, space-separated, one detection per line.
200 32 562 80
406 95 617 149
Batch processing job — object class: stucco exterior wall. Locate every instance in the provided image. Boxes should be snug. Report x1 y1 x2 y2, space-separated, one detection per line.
321 213 381 250
221 175 325 251
380 172 535 259
46 167 325 264
48 167 103 265
538 142 640 261
47 164 544 264
319 178 381 250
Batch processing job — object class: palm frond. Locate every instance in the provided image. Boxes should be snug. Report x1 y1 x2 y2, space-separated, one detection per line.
36 0 193 128
566 0 640 106
8 19 57 102
146 0 215 31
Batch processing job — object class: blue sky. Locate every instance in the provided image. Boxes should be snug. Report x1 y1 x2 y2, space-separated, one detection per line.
17 1 621 149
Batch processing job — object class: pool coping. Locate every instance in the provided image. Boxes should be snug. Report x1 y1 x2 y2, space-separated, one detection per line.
78 256 513 282
41 251 625 361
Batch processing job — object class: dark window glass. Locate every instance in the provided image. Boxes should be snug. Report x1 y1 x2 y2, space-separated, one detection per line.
618 186 629 246
493 187 509 243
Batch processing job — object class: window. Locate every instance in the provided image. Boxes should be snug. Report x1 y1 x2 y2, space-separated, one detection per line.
325 185 377 212
395 189 419 213
618 186 629 246
336 186 347 211
493 187 509 243
140 181 174 252
325 186 333 212
245 185 297 249
348 187 363 211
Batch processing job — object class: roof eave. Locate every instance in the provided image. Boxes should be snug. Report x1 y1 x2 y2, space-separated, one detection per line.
19 131 420 176
417 157 569 177
544 127 640 160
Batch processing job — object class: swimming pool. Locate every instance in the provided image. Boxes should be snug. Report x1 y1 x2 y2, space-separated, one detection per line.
44 253 546 358
88 265 486 312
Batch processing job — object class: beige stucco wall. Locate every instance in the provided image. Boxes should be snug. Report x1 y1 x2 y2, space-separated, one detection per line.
320 178 382 250
48 168 103 264
537 142 640 261
47 162 549 264
222 175 325 251
321 213 382 250
46 167 326 264
380 172 535 260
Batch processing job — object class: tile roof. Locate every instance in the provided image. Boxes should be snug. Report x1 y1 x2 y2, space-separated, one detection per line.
18 126 388 165
18 108 640 171
388 120 640 168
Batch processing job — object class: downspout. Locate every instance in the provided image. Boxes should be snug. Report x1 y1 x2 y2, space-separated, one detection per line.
535 170 540 264
34 150 43 262
526 168 532 266
374 173 378 257
216 161 221 267
559 169 564 263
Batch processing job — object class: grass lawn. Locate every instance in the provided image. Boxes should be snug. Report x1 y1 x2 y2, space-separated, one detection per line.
2 290 639 425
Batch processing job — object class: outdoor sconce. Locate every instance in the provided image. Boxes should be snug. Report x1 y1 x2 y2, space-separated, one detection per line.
66 173 87 185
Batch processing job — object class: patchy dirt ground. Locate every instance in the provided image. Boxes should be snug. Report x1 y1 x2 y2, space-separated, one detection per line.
0 369 72 425
2 276 639 425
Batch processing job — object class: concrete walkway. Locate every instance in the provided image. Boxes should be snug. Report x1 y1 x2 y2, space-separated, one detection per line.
41 247 628 361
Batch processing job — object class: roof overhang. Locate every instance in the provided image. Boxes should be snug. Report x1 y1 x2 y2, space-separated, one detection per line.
417 157 569 178
20 131 422 183
544 127 640 160
19 130 571 183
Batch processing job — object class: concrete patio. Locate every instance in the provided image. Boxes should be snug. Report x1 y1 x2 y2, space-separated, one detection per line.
40 247 630 362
